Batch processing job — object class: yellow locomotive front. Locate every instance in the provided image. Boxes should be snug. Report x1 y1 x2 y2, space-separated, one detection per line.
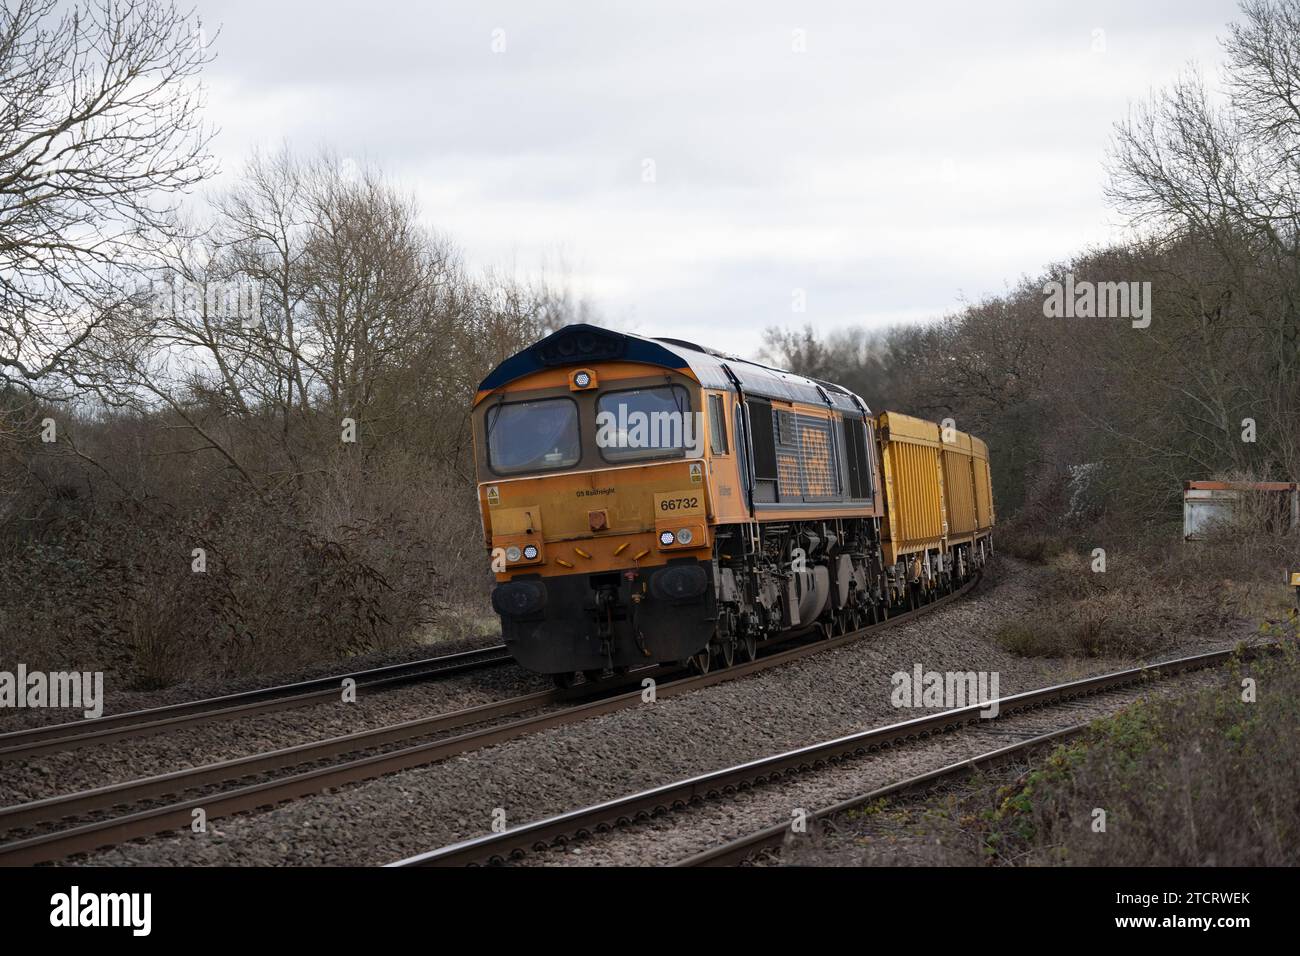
471 326 733 683
472 323 994 687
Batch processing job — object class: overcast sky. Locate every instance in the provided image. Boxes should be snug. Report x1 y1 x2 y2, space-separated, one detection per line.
195 0 1240 357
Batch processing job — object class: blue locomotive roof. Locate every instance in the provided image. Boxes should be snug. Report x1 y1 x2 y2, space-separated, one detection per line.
478 324 870 416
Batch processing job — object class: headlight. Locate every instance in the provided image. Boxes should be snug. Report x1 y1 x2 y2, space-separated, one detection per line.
677 528 693 545
574 370 591 387
505 545 522 562
522 544 539 560
659 530 675 546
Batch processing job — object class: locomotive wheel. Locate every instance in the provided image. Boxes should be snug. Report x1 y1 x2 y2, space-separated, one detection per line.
714 610 738 670
552 671 580 690
740 631 758 662
686 648 712 675
715 639 736 669
583 669 604 684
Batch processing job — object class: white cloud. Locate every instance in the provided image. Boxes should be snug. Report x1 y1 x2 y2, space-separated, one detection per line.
196 0 1241 357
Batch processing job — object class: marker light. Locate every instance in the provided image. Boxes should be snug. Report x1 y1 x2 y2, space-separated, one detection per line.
506 546 522 562
569 368 597 390
677 528 694 545
659 530 675 546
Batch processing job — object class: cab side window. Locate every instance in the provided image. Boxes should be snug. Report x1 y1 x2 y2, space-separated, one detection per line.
708 393 728 454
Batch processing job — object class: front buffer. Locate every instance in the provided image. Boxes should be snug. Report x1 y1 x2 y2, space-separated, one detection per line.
492 557 717 675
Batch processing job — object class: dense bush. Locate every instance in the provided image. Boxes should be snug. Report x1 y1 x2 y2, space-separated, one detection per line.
0 429 489 687
985 647 1300 865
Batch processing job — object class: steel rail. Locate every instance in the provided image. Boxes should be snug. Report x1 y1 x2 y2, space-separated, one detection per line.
0 574 983 865
675 724 1087 866
0 689 559 833
0 644 512 761
390 643 1272 867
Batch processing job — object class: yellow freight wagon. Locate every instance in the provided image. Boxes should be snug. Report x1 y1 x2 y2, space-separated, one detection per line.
972 435 995 531
877 411 995 600
941 429 977 542
877 412 946 566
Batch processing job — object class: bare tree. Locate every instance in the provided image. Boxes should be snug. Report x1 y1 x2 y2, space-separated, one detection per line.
0 0 215 395
1103 0 1300 488
215 146 312 419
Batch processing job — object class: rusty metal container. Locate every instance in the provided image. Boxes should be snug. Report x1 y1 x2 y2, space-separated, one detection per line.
1183 481 1299 540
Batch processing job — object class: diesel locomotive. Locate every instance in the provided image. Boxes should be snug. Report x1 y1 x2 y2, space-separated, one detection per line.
473 324 994 686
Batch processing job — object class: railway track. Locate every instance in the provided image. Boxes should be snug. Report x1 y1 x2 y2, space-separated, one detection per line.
390 643 1275 867
0 645 513 761
675 724 1083 866
0 574 983 866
